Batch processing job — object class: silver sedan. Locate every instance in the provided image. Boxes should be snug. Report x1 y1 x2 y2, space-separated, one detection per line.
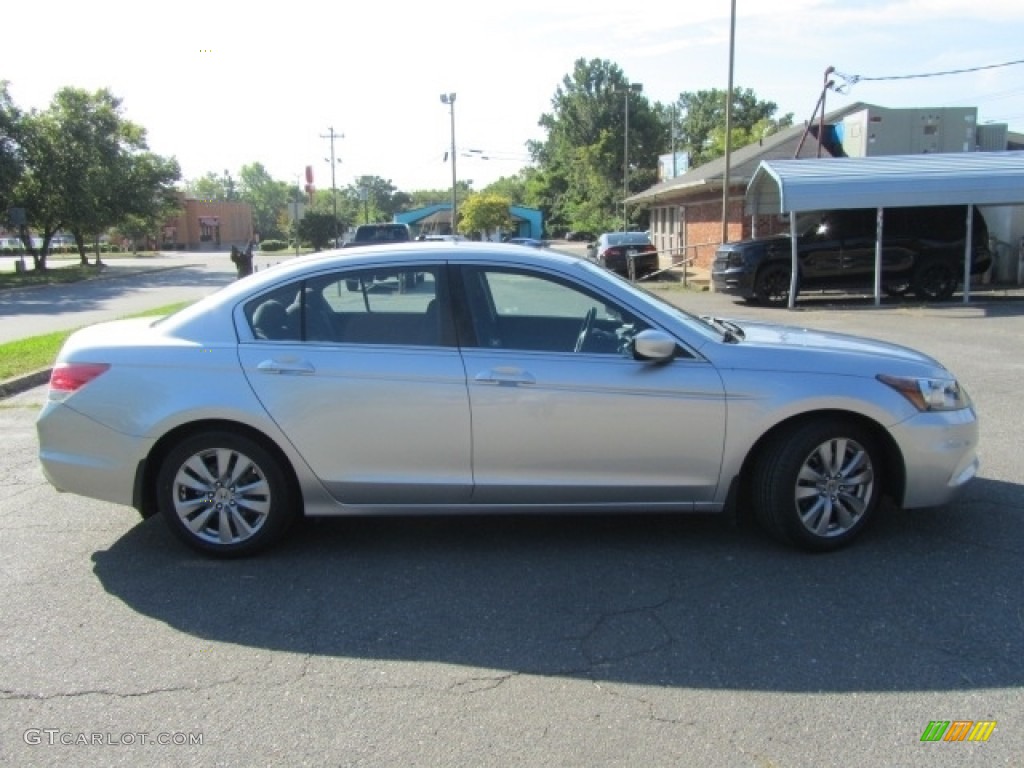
37 242 979 556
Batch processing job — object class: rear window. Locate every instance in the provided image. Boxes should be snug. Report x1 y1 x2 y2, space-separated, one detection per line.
354 224 410 242
606 233 651 246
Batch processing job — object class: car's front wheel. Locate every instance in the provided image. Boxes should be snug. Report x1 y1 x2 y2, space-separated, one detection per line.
754 263 796 306
751 419 882 551
156 430 296 557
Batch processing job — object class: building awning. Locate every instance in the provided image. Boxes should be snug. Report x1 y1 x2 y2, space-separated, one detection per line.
198 216 220 226
746 150 1024 216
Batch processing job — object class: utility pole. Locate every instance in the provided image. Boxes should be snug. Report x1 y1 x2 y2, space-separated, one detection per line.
320 126 343 246
440 93 457 234
721 0 736 246
618 83 643 231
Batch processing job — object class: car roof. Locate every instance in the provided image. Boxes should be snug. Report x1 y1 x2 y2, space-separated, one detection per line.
248 241 582 285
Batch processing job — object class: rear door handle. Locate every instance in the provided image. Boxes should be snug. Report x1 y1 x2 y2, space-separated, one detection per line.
474 367 536 386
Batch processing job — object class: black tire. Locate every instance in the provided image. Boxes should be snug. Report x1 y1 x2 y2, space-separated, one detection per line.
754 263 796 306
751 419 882 552
156 430 296 557
882 278 912 297
912 261 957 301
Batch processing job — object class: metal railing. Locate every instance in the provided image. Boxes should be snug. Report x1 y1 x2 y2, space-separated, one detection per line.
633 241 719 286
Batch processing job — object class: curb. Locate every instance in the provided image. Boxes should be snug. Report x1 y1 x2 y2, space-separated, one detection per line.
0 368 51 400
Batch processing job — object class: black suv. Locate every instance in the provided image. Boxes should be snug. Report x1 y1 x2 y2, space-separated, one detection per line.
711 206 992 305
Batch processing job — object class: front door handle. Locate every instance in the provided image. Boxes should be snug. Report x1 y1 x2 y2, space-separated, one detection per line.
474 367 536 386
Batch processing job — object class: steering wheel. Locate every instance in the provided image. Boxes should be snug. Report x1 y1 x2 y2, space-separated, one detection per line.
573 307 597 353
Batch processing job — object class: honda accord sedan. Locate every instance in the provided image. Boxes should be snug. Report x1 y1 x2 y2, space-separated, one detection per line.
37 242 979 557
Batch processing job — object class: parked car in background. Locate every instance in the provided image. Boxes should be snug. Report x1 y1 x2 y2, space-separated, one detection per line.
506 237 547 248
38 243 978 557
711 205 993 305
342 223 411 247
566 231 595 242
588 231 659 279
420 234 468 242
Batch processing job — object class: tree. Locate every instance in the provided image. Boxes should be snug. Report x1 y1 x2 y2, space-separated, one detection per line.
673 87 793 167
238 163 292 240
11 108 68 268
531 58 663 234
10 87 179 268
0 81 24 215
297 210 342 251
185 170 240 202
458 193 513 237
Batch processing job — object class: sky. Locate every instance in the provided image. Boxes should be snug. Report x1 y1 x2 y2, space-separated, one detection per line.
4 1 1023 194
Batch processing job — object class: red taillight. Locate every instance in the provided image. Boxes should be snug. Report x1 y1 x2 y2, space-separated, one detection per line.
50 362 111 393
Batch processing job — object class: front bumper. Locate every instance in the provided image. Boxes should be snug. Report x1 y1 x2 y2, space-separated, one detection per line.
710 263 756 297
890 406 979 509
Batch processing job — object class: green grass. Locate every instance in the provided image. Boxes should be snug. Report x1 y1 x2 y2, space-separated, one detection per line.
0 301 193 381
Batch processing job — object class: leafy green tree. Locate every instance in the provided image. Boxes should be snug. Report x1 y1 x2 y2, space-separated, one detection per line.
344 175 415 223
11 107 72 267
185 170 239 202
458 192 513 237
672 87 793 167
0 81 24 214
531 58 662 234
481 172 529 206
297 210 342 251
9 87 179 268
238 163 292 240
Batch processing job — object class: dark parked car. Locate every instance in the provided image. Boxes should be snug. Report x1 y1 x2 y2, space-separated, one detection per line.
589 232 659 279
342 223 411 247
711 206 993 305
566 230 595 242
506 237 547 248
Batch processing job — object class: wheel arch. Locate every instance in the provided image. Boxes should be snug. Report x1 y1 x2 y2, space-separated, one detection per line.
732 409 906 516
133 419 303 519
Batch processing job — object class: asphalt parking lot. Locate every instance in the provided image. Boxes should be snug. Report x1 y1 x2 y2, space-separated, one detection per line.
1 262 1022 767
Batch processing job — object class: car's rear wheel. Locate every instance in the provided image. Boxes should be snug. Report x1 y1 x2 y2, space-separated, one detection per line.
912 261 957 301
751 419 881 552
156 430 295 557
754 264 795 306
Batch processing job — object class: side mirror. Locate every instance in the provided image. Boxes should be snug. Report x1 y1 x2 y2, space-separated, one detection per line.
632 329 677 362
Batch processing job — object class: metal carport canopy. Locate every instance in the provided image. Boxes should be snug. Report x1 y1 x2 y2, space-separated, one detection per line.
744 151 1024 308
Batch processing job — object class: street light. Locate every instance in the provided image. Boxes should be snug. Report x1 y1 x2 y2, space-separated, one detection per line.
620 82 643 231
320 126 343 246
440 92 457 234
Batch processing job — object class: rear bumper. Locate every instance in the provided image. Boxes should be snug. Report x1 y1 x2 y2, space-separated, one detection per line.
603 253 658 277
37 402 150 509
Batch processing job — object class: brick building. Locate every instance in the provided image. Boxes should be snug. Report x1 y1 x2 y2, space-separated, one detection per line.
161 195 254 251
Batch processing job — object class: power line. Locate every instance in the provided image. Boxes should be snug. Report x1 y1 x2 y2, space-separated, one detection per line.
833 58 1024 93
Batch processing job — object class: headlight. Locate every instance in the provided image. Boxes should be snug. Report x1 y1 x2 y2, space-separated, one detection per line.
877 374 972 412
